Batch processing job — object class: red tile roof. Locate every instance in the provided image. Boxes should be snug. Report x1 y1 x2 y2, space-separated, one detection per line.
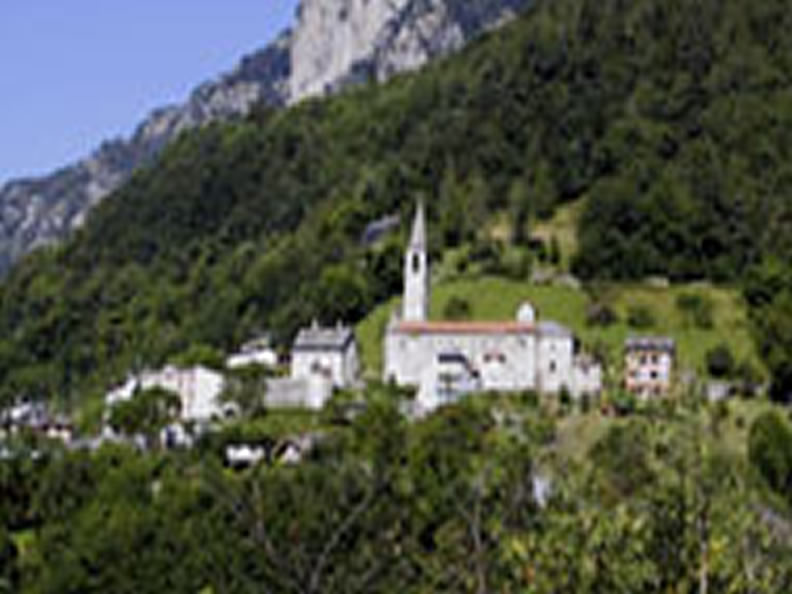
393 321 535 335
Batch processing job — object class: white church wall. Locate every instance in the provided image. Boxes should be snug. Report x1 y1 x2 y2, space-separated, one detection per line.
384 332 424 386
537 336 574 394
387 330 540 410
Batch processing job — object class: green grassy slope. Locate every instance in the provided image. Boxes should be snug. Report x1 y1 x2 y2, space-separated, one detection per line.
552 398 778 462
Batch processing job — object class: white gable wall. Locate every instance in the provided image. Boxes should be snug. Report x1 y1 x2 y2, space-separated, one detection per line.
292 343 358 389
537 335 574 394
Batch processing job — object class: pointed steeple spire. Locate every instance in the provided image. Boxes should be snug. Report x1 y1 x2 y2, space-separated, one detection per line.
409 199 427 251
403 200 429 322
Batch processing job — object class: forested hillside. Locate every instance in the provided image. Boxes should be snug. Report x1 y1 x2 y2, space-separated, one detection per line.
2 0 792 405
3 392 792 592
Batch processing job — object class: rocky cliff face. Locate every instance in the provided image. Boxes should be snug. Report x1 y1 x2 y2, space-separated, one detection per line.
289 0 530 101
0 0 529 274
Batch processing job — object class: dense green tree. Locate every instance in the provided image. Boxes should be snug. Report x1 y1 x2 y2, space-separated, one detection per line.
706 344 735 379
589 420 655 501
220 364 272 418
0 526 19 594
626 304 656 329
3 391 792 592
748 411 792 499
745 260 792 401
108 386 181 446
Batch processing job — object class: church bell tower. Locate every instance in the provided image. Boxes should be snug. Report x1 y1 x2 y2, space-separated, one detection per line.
403 201 429 322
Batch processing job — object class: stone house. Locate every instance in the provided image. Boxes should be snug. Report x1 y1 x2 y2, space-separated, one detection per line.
106 365 229 423
624 337 676 397
291 321 360 389
226 334 279 369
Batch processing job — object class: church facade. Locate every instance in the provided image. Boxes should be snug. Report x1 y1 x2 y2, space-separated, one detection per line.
384 203 602 411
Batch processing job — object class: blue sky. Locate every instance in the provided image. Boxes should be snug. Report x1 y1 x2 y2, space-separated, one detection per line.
0 1 299 185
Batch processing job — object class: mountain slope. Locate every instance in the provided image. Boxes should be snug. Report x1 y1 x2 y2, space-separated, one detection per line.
0 0 531 275
1 0 791 406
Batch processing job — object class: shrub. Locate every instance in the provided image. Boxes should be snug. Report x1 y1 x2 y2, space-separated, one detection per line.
710 400 731 435
559 386 573 410
748 412 792 498
706 344 735 378
528 237 548 262
523 414 556 446
0 526 19 591
169 343 225 370
549 236 561 265
612 391 637 416
627 305 655 329
676 293 714 329
443 296 472 321
518 390 540 409
501 248 532 280
469 238 504 273
590 421 654 498
735 360 761 397
586 302 619 327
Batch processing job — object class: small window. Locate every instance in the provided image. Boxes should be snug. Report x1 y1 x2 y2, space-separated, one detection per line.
651 354 659 364
650 370 659 380
412 253 420 273
549 361 557 373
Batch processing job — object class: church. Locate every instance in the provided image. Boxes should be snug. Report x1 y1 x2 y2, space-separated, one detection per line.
384 203 602 411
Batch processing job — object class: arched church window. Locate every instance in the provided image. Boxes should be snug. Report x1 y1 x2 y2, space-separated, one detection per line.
412 253 420 273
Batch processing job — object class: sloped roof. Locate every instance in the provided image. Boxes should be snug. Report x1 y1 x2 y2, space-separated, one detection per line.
625 336 676 353
393 321 535 335
537 321 573 339
408 200 426 251
294 323 355 351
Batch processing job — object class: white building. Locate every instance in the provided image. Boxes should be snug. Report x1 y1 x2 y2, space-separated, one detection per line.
106 365 229 423
624 337 675 397
265 375 333 411
226 335 279 369
291 321 360 389
384 203 602 411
